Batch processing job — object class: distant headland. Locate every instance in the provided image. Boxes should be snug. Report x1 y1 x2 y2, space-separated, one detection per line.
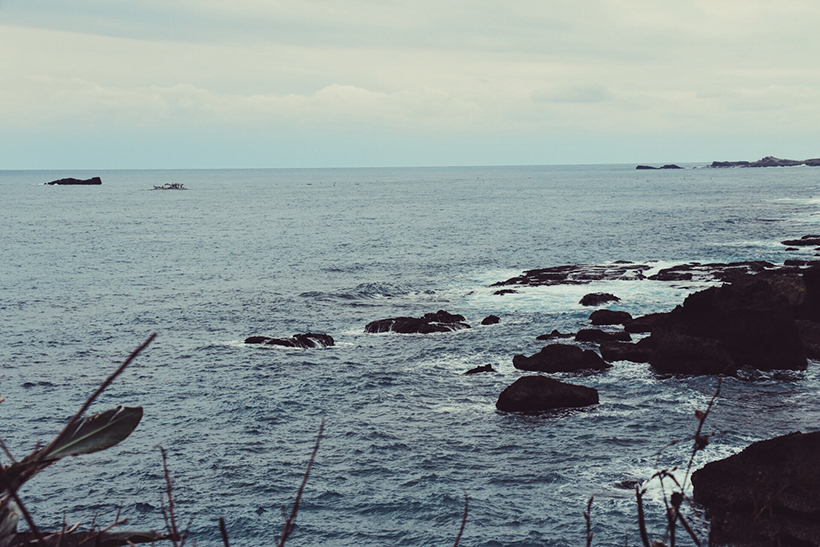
637 156 820 170
44 177 102 185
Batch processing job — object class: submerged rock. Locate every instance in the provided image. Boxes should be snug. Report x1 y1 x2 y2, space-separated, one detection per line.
599 340 654 363
536 329 574 341
365 310 470 334
481 315 500 325
513 344 610 372
692 431 820 547
244 333 335 348
465 364 495 375
496 375 599 412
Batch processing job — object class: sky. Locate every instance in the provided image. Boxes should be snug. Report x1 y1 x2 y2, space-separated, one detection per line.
1 1 820 168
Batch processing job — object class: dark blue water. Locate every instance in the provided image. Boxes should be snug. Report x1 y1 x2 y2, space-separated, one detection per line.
2 165 820 546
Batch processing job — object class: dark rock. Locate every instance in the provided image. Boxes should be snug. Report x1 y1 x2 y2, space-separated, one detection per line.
599 339 654 363
493 289 518 295
536 329 574 341
496 375 599 412
710 156 810 168
785 247 799 251
692 431 820 547
782 235 820 247
624 312 669 333
802 264 820 321
494 265 647 288
589 309 633 325
244 333 335 348
45 177 102 185
649 330 737 375
365 310 470 334
580 292 621 306
614 479 642 490
481 315 500 325
636 165 658 170
513 344 610 372
660 164 683 169
575 328 632 342
796 320 820 360
465 364 495 374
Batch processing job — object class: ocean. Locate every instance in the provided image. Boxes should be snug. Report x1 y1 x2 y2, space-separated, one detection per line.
2 164 820 546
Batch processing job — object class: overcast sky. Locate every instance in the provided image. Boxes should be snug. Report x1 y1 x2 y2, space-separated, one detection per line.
2 1 819 168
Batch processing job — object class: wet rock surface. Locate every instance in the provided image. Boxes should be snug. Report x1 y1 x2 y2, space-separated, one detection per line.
513 344 610 372
365 310 471 334
692 431 820 547
580 293 621 306
536 330 574 341
493 265 648 287
465 364 495 374
496 375 599 412
589 309 632 325
599 340 654 363
481 315 500 325
244 333 335 348
575 329 632 343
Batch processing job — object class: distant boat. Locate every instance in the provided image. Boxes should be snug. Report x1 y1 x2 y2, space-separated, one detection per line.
152 183 187 190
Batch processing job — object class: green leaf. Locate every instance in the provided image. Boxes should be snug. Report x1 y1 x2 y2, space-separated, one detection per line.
44 406 143 461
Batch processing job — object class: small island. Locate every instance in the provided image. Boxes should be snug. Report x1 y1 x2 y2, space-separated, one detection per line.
44 177 102 185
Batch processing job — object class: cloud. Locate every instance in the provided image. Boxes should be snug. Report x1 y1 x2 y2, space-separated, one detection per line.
530 84 612 104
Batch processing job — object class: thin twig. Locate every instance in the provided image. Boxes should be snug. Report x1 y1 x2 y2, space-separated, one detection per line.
676 512 701 547
583 496 594 547
452 494 468 547
635 487 651 547
9 489 48 547
0 437 16 464
76 518 128 546
158 447 183 547
682 377 721 489
277 418 324 547
218 518 230 547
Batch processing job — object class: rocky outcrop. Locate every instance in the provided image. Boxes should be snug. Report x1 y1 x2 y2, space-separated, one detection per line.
580 293 620 306
465 364 495 374
599 339 654 363
710 156 819 168
244 333 335 348
575 329 631 343
781 235 820 247
589 309 632 325
496 376 599 412
636 164 683 170
646 280 807 374
692 431 820 547
513 344 610 372
45 177 102 185
481 315 500 325
365 310 470 334
493 265 647 288
624 313 668 333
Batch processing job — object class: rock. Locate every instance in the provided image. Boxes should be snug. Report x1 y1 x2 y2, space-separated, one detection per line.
646 280 806 372
580 293 621 306
575 329 632 342
649 330 737 375
660 164 683 169
513 344 610 372
244 333 335 348
481 315 500 325
599 339 654 363
493 289 517 295
782 235 820 247
692 431 820 547
589 309 633 325
493 265 647 288
636 165 657 170
465 364 495 374
536 329 574 341
624 312 669 333
496 376 599 412
365 310 470 334
45 177 102 185
802 264 820 321
710 156 811 168
796 320 820 359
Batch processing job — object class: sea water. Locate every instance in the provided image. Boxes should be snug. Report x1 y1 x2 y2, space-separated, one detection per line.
2 165 820 546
